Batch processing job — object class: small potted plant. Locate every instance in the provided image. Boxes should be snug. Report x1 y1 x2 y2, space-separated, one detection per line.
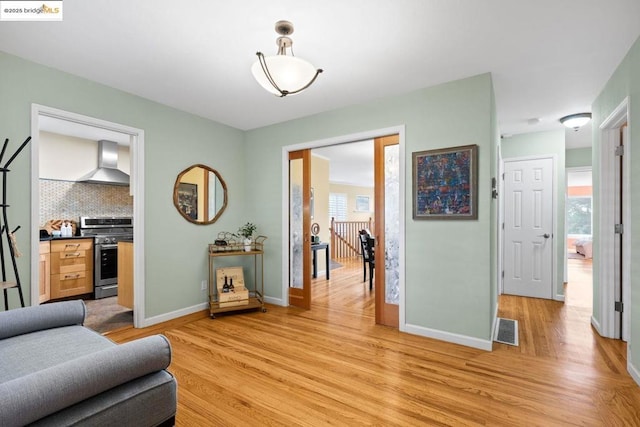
237 222 257 252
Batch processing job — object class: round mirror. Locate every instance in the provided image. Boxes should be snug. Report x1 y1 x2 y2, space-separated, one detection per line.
173 164 228 225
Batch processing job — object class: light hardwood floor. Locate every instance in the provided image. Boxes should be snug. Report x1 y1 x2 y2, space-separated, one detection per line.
108 257 640 426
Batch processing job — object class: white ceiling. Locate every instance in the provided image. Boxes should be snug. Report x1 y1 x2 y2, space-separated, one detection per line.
5 1 639 187
1 0 639 136
314 140 374 187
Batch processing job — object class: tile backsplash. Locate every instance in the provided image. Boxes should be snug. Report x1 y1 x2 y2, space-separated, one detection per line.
39 179 133 226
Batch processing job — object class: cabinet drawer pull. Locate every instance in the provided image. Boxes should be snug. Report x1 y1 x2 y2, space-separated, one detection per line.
64 273 81 279
64 252 81 258
65 243 81 248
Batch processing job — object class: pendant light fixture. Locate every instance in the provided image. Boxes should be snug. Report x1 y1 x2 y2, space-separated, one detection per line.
559 112 592 131
251 20 323 97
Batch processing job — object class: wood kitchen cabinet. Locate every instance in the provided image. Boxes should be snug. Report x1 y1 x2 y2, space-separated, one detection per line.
50 238 94 299
39 241 51 303
117 241 133 309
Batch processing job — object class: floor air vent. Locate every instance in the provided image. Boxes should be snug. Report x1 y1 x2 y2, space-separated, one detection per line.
494 318 519 346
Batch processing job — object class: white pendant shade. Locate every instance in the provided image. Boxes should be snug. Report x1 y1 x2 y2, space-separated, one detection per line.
251 55 319 96
561 116 590 129
559 112 591 130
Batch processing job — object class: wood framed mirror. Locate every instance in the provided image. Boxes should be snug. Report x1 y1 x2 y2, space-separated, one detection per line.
173 164 228 225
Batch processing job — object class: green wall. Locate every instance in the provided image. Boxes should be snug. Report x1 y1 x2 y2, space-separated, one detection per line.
592 35 640 375
501 130 566 298
566 147 592 168
1 50 499 348
245 73 497 345
0 51 246 317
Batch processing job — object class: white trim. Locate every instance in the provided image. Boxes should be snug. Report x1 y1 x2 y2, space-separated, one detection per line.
142 302 207 327
497 143 504 295
30 104 146 327
491 301 499 342
591 315 602 335
597 96 630 340
263 295 285 306
501 154 558 301
281 125 406 329
405 322 493 351
628 359 640 388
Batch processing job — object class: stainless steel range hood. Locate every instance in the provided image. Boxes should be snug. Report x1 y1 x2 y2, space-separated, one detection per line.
78 140 130 186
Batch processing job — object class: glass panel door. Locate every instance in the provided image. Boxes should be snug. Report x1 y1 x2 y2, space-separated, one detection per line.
374 135 399 327
289 150 311 309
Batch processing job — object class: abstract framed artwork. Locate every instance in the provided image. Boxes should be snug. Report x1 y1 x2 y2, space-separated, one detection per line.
412 144 478 220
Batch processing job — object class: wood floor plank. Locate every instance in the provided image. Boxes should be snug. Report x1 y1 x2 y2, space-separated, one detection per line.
106 256 639 426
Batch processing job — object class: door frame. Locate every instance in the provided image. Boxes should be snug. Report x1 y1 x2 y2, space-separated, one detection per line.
280 125 406 329
30 104 146 328
500 154 558 300
597 97 630 341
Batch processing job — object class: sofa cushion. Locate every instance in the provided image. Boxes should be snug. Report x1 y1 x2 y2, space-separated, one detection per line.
0 335 172 426
0 300 85 340
0 325 112 382
30 370 177 427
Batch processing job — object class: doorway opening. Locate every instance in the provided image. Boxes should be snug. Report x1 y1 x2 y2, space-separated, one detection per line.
282 126 405 329
565 168 593 310
30 105 146 332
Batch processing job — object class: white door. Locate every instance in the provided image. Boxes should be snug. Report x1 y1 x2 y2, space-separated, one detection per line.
503 158 554 299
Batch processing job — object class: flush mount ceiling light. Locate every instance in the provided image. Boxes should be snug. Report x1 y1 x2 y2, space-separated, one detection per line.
559 112 592 131
251 20 323 97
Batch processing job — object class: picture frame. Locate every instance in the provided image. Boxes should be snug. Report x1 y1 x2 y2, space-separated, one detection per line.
177 182 198 220
412 144 478 220
355 195 370 212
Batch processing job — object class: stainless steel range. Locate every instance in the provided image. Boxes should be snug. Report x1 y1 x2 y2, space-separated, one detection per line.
79 216 133 299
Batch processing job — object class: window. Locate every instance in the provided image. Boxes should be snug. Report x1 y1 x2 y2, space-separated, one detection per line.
329 193 347 221
567 196 592 235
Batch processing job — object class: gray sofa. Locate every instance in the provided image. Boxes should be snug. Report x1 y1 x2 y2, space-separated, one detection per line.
0 300 176 426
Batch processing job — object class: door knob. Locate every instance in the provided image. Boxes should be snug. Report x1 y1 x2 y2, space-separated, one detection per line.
538 233 550 239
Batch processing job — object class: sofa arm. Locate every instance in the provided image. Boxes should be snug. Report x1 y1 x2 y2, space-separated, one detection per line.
0 334 172 427
0 300 85 340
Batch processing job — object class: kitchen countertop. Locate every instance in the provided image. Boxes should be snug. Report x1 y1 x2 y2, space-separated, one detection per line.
39 235 94 242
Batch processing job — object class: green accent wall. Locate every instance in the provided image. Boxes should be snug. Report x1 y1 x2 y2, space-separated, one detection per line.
245 73 497 343
592 34 640 374
501 130 566 299
566 147 592 168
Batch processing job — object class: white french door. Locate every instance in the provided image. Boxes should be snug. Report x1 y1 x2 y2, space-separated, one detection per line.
503 157 554 299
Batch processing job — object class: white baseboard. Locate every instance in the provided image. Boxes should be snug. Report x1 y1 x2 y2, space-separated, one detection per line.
590 315 602 335
139 302 208 328
554 294 565 302
404 323 493 351
491 303 499 341
628 359 640 387
264 296 285 306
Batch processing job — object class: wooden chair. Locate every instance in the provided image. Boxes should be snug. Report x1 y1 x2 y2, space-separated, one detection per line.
358 230 375 290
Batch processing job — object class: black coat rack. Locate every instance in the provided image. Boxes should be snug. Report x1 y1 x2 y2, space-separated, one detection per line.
1 136 31 310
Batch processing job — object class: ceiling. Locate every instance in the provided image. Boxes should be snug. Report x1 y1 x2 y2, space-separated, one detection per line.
6 1 639 187
1 0 639 137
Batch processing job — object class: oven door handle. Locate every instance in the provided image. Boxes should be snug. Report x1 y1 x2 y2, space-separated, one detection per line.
98 244 119 250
